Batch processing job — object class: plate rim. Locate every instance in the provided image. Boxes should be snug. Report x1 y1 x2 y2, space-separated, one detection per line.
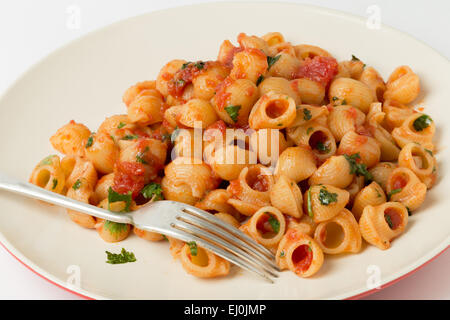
0 1 449 300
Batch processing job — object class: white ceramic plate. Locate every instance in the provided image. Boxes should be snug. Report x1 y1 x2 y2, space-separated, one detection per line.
0 2 448 300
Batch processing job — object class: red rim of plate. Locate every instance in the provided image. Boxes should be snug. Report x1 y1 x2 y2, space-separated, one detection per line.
0 238 448 300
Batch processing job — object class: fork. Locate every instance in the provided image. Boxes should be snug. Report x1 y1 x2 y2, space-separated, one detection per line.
0 172 279 282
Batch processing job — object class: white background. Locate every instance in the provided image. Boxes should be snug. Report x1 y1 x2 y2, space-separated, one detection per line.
0 0 449 299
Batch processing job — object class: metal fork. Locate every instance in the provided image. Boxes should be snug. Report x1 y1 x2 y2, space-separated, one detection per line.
0 172 279 282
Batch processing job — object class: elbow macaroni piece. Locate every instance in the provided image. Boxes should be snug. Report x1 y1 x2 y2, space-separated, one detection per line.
179 244 230 278
29 155 66 194
270 175 303 218
276 229 324 277
290 78 325 105
359 67 386 102
127 89 164 126
384 66 420 104
259 77 301 105
352 181 386 221
398 142 437 189
230 48 268 83
50 121 91 157
303 184 350 223
337 131 380 168
274 146 317 182
227 165 274 216
66 178 97 229
314 209 362 254
386 167 427 211
359 202 408 250
249 91 297 129
308 155 354 189
369 162 397 191
392 113 435 151
327 105 366 142
240 206 286 251
329 78 374 113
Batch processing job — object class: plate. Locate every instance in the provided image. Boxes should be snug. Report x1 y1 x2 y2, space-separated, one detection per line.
0 2 448 300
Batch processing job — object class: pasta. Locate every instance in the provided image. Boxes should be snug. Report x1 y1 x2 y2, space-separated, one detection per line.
29 31 438 280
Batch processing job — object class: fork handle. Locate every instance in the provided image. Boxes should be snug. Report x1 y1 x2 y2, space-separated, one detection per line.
0 172 132 224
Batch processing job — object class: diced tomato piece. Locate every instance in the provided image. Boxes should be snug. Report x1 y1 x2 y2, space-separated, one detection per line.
294 56 338 87
113 161 146 199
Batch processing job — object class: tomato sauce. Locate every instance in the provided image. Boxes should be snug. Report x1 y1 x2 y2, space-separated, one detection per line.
294 56 338 87
214 77 234 110
246 171 270 192
113 161 146 199
228 179 242 197
384 208 403 230
392 175 408 190
167 61 217 98
292 244 313 274
204 120 227 142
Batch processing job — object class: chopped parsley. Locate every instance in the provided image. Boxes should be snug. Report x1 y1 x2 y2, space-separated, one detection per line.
72 179 82 190
194 61 205 70
103 220 129 236
40 155 55 166
277 123 283 126
107 187 132 212
384 214 393 229
181 62 191 69
343 153 373 182
105 248 136 264
318 187 338 206
375 188 382 198
122 134 139 140
332 96 339 101
136 146 149 164
267 55 281 70
307 188 313 218
307 127 314 135
387 188 402 200
141 182 163 201
279 251 285 258
225 105 241 123
256 75 264 86
52 179 58 190
162 234 168 241
85 134 94 148
425 149 433 156
188 241 198 256
117 122 126 129
413 115 433 131
303 108 312 121
266 213 280 233
351 54 360 61
316 142 330 153
341 99 347 105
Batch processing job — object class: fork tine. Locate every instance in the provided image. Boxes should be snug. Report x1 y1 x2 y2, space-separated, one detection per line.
177 213 279 272
173 219 279 278
164 226 275 282
181 205 276 260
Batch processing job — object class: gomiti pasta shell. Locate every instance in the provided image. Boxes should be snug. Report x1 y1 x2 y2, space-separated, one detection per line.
352 181 386 221
386 167 427 211
289 105 329 128
314 209 362 254
391 113 435 151
248 91 297 129
384 66 420 104
369 162 397 191
240 206 286 250
29 155 66 194
179 244 230 278
398 142 437 189
304 185 350 223
274 146 317 182
327 105 365 142
328 77 374 113
308 155 354 189
359 202 408 250
287 122 336 162
270 175 303 218
276 229 324 278
259 77 301 105
337 131 380 168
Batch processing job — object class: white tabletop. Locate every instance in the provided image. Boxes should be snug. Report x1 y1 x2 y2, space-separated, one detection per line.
0 0 448 299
